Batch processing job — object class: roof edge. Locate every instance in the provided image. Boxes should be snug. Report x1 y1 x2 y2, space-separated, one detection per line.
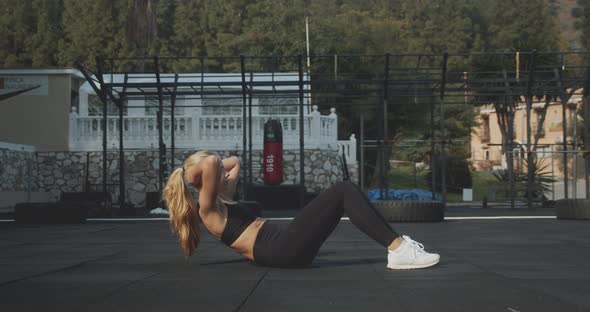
0 68 83 78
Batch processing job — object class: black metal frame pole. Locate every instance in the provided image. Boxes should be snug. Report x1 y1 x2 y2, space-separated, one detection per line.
154 57 165 193
430 97 436 200
248 72 254 187
382 53 390 200
95 57 108 196
200 56 205 95
557 63 569 199
240 55 248 199
573 93 579 199
76 60 108 195
525 51 537 208
360 112 365 189
170 74 178 172
508 99 516 209
440 52 448 205
584 68 590 199
118 73 128 207
502 69 516 209
298 55 305 208
85 152 90 191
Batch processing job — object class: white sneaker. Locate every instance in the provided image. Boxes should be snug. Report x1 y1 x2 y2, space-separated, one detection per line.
387 235 440 270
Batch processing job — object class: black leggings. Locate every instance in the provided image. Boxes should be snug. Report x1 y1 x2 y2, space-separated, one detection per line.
253 181 399 268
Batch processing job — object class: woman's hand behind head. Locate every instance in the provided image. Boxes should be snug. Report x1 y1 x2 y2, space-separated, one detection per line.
187 154 221 189
196 155 224 214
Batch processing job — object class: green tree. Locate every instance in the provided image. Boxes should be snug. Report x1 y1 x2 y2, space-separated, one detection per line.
202 0 249 71
0 1 35 67
242 0 307 57
167 0 205 71
30 0 64 67
126 0 159 70
476 0 560 52
152 0 179 57
469 0 561 154
400 0 479 55
579 0 590 51
58 0 132 69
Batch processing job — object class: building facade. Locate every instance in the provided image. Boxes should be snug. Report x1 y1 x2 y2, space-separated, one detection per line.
0 69 86 151
471 91 585 178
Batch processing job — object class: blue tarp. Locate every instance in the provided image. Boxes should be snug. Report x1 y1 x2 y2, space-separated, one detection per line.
367 189 443 201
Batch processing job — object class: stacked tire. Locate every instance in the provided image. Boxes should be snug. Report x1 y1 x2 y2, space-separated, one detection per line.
555 199 590 220
61 192 111 218
14 202 87 225
373 200 444 222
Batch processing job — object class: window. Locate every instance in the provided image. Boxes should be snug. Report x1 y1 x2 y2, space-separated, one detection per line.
481 115 490 142
484 150 490 160
513 148 523 159
201 96 242 115
259 96 299 115
145 96 185 116
88 94 126 116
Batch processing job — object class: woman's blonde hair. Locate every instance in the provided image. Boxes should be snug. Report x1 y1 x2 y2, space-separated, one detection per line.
162 151 216 257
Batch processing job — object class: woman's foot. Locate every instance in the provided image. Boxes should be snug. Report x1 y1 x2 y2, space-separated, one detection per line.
387 235 440 270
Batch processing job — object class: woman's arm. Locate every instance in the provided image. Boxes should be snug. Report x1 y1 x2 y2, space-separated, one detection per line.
221 156 240 199
197 155 223 216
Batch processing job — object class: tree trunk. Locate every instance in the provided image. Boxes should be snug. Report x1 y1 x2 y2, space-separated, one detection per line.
127 0 158 71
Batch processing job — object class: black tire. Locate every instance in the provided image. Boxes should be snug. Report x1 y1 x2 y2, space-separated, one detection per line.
61 192 112 218
555 199 590 220
373 200 445 222
15 202 87 225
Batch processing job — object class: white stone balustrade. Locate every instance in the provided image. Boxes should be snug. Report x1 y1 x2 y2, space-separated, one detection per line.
337 134 357 165
69 105 356 164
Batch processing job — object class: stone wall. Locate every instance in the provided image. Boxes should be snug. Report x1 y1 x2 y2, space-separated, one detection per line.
0 147 34 192
1 147 358 208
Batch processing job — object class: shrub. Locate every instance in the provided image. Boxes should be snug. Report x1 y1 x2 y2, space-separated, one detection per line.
425 155 473 193
491 158 555 201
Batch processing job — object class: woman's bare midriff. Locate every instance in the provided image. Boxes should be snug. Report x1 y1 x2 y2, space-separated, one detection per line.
228 218 267 261
200 201 267 262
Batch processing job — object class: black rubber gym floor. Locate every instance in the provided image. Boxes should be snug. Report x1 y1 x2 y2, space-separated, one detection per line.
0 207 588 312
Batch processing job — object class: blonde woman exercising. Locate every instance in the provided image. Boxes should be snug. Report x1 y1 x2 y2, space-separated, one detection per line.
163 151 440 269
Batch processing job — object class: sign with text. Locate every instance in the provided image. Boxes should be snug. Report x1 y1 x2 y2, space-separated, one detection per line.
0 76 48 96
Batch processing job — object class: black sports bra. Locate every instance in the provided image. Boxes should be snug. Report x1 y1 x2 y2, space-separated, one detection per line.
181 175 254 245
220 201 256 246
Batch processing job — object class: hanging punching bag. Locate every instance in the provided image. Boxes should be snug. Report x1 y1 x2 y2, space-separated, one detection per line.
263 119 283 185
